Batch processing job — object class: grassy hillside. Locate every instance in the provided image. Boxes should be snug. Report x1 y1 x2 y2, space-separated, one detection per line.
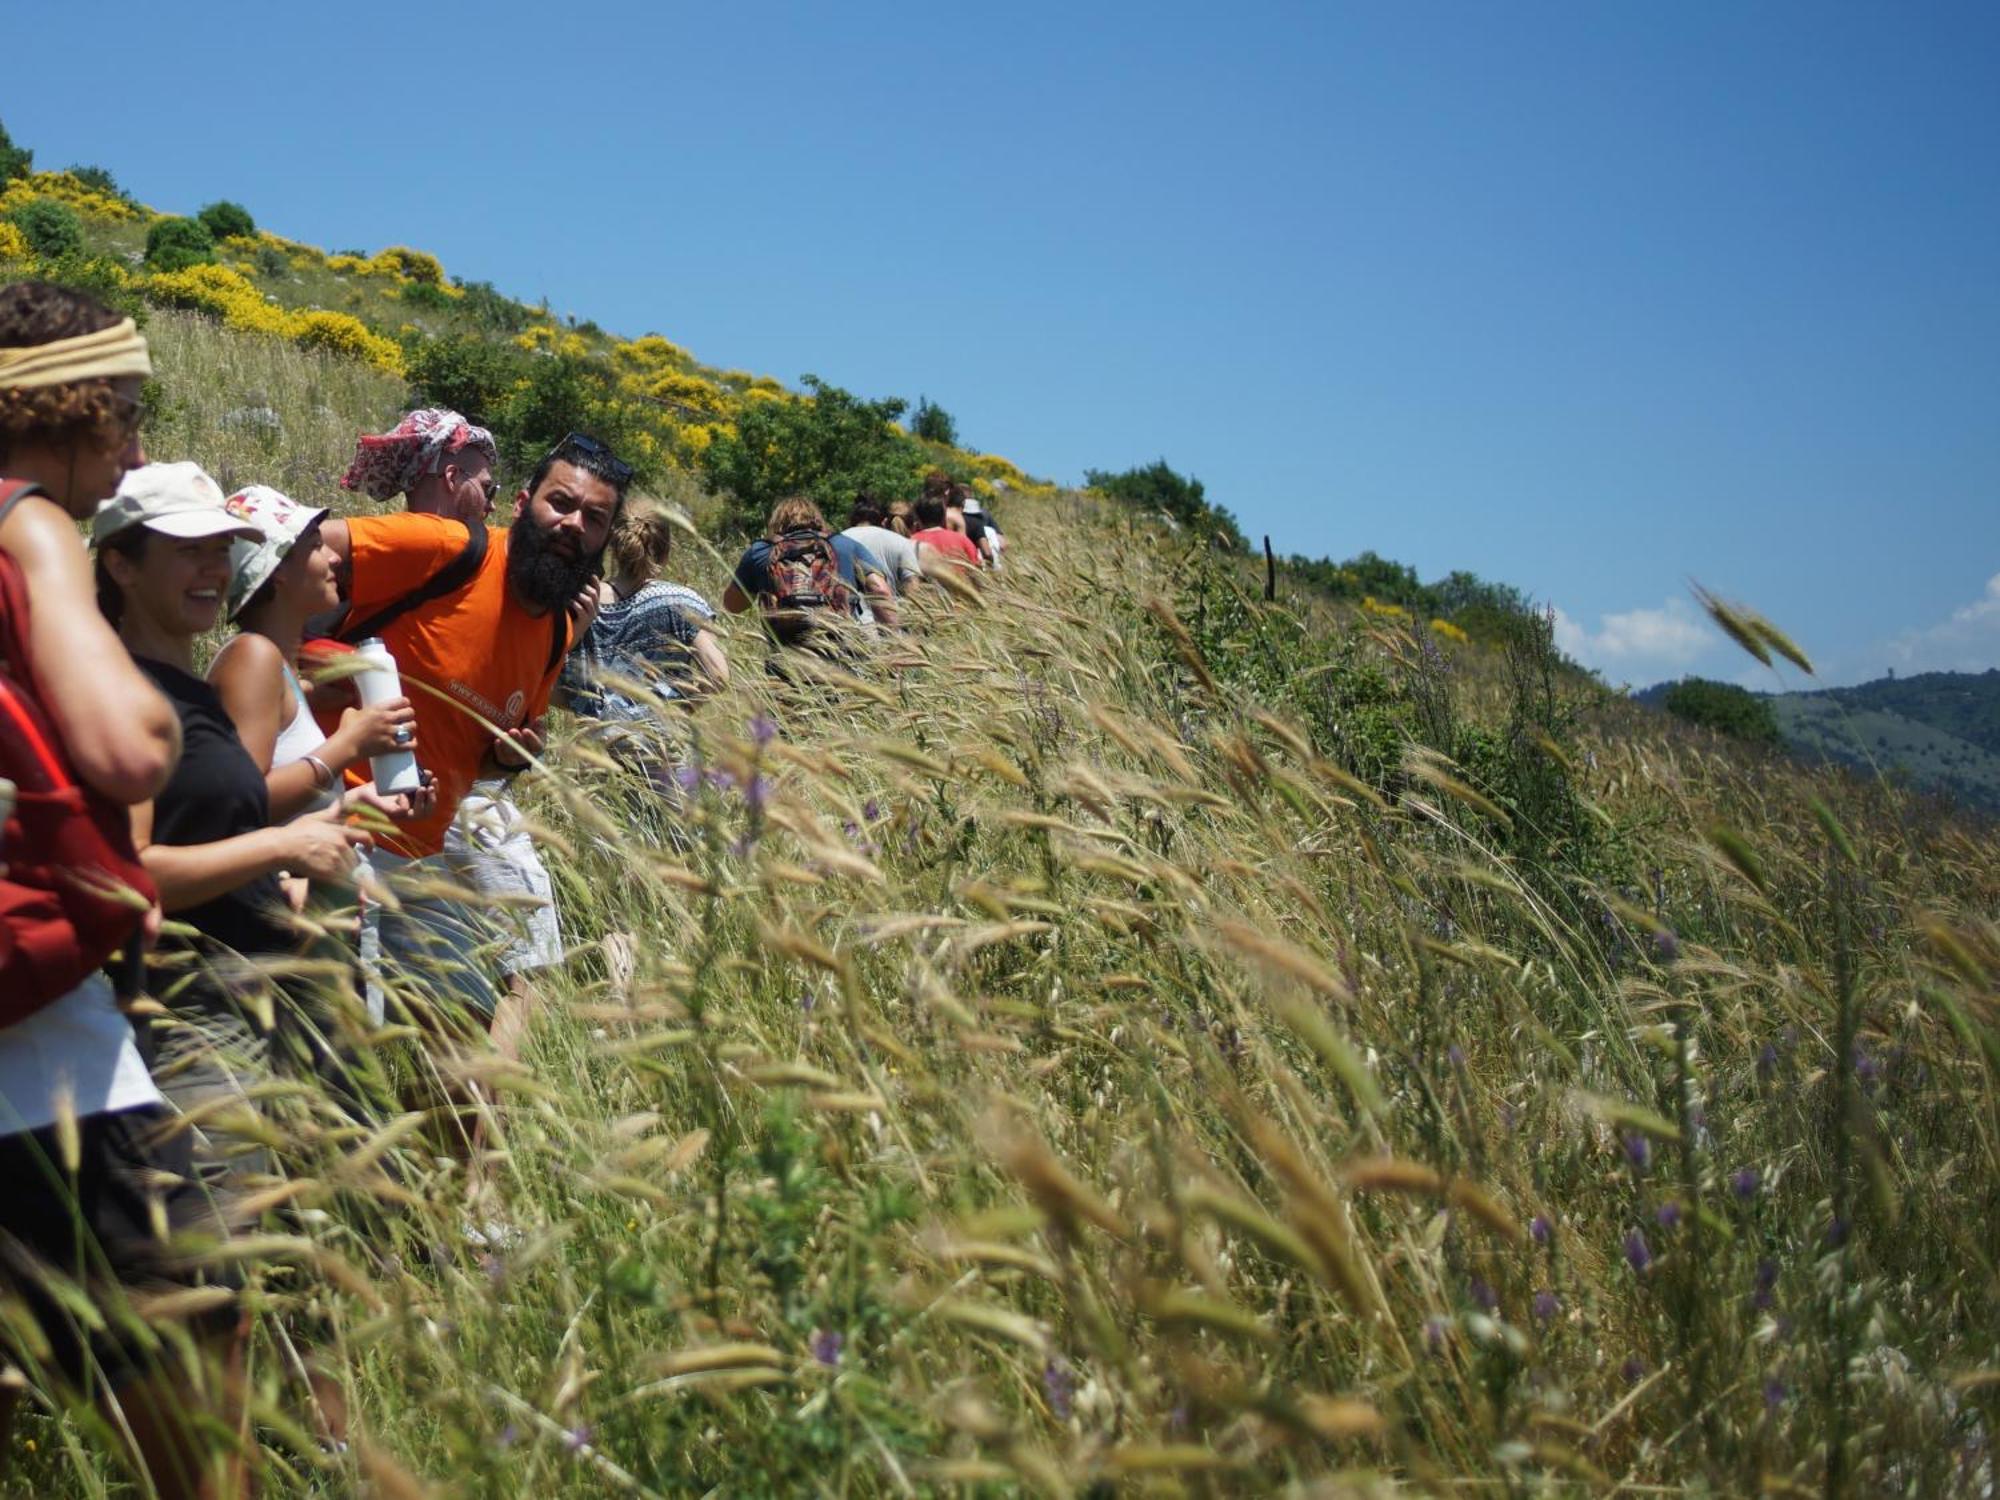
6 176 2000 1496
1771 690 2000 817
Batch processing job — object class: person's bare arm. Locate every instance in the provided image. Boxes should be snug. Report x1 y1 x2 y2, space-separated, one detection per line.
0 494 179 802
691 627 730 688
864 571 900 630
131 797 371 911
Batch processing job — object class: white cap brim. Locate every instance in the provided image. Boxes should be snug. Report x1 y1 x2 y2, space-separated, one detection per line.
144 511 265 541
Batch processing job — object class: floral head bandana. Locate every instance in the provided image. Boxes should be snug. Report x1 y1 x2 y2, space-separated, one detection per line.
340 407 498 501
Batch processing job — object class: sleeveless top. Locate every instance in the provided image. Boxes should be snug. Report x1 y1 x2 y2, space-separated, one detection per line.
274 663 338 811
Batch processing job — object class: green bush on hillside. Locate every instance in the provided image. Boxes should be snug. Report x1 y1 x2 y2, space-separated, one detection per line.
0 119 30 182
64 165 128 201
404 332 531 428
197 199 256 241
700 375 928 530
453 279 534 334
9 197 84 259
144 215 217 272
1664 676 1782 744
911 395 957 446
1086 458 1245 549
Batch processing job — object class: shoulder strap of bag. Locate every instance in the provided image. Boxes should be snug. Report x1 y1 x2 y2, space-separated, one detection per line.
0 477 45 533
339 520 489 644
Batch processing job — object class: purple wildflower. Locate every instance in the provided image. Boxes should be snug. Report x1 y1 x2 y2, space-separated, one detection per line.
1824 1215 1850 1249
563 1424 593 1452
810 1328 844 1367
798 991 817 1014
496 1423 519 1449
1167 1403 1190 1434
672 764 702 792
1655 1201 1682 1230
1623 1229 1653 1275
1447 1044 1466 1068
750 713 778 746
1730 1166 1760 1200
1530 1214 1552 1247
708 769 737 793
1852 1046 1880 1087
745 773 771 812
1621 1358 1646 1385
1622 1132 1651 1172
1763 1377 1788 1411
1422 1316 1449 1352
1042 1358 1076 1420
1532 1290 1560 1323
1755 1258 1778 1292
1757 1042 1779 1079
1652 928 1680 962
1469 1276 1498 1313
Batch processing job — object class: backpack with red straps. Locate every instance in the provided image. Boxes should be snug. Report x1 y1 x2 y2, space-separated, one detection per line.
0 479 158 1021
759 528 859 645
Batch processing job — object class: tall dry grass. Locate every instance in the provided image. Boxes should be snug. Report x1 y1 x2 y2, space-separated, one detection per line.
6 311 1996 1497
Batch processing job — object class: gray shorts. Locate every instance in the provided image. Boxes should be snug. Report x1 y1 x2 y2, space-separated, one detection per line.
442 784 565 979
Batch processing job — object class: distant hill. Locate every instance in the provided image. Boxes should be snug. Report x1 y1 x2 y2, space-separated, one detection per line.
1637 669 2000 813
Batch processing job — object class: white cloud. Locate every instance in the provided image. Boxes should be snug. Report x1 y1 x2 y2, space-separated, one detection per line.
1876 572 2000 676
1553 597 1719 685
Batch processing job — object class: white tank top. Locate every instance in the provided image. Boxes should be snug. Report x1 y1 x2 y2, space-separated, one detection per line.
0 973 162 1133
274 663 338 811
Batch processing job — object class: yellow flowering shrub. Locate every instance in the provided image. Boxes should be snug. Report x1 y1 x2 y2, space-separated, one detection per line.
647 370 730 419
1430 618 1470 644
746 375 784 394
1360 596 1411 621
290 310 407 376
0 171 148 223
144 264 404 375
612 334 693 374
326 253 368 275
145 264 296 336
369 246 448 286
741 386 785 404
0 220 28 262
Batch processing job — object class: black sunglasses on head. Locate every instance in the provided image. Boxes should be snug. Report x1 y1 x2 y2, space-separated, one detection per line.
544 431 634 486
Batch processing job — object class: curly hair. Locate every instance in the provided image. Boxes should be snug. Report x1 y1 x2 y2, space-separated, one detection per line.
608 494 675 583
0 282 128 464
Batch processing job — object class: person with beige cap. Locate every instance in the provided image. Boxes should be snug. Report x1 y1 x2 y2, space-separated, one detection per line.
0 281 249 1498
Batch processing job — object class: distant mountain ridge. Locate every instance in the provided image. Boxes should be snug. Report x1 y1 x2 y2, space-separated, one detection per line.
1636 668 2000 813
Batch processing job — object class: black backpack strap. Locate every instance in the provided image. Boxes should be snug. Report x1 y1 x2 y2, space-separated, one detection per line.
338 521 488 643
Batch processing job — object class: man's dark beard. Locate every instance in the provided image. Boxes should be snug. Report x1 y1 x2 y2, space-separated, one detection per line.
508 508 600 612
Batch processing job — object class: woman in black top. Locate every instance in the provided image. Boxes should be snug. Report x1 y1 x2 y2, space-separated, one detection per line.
92 466 380 1150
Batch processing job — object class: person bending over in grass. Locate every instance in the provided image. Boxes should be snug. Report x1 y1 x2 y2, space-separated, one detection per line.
842 494 927 596
723 494 899 644
0 281 248 1500
562 492 728 721
908 492 982 570
314 431 622 1061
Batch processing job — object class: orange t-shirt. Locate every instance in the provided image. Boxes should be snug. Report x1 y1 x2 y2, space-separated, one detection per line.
912 527 981 567
337 513 565 857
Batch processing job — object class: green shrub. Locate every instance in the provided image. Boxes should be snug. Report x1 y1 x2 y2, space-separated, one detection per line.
0 118 30 183
144 215 217 272
700 375 927 530
65 164 127 200
1663 677 1782 745
453 279 533 335
197 199 256 241
1086 458 1244 549
399 279 454 312
252 243 289 277
404 332 530 428
9 197 84 258
911 395 957 446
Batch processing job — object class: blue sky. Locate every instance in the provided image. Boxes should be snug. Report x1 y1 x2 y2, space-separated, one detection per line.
9 1 1996 687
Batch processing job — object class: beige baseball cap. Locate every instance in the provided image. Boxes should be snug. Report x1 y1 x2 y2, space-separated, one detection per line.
91 461 262 547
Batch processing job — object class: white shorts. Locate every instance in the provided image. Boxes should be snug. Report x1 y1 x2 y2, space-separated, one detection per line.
443 783 565 978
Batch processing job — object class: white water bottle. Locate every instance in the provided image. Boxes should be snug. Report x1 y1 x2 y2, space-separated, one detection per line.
351 637 422 794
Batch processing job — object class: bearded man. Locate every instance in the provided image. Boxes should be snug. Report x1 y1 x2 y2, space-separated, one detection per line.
318 432 624 1042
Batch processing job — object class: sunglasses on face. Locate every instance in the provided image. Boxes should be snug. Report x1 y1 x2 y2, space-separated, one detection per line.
106 391 144 443
544 431 634 487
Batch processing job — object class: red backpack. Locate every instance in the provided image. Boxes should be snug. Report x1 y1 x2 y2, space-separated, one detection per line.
759 528 860 645
0 479 158 1021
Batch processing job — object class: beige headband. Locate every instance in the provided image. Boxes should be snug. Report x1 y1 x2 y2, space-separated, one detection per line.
0 318 153 391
